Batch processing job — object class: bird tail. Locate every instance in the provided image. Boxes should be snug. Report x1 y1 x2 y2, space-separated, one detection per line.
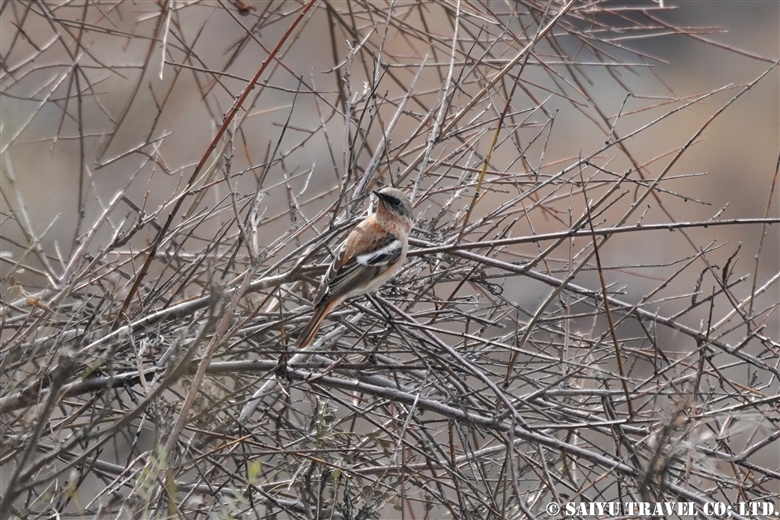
295 301 336 349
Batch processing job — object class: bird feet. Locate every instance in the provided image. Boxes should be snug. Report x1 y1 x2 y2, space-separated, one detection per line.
275 348 291 378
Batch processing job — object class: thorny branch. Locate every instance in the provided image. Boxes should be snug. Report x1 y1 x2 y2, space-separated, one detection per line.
1 1 778 519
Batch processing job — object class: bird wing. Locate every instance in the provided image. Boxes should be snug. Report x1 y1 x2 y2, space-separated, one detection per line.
313 223 402 306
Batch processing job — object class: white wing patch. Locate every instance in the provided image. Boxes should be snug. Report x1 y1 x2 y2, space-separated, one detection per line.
355 239 402 266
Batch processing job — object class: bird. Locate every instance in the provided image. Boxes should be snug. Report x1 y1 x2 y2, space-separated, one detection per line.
295 187 414 349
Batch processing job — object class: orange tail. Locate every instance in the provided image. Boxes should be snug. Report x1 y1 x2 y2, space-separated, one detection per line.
295 301 336 349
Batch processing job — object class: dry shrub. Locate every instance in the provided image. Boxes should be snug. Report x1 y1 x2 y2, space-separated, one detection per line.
1 1 779 518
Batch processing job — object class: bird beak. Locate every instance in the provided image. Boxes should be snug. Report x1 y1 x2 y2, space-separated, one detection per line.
372 190 384 202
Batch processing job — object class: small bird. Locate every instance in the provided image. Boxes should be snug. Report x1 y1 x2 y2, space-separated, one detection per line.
295 187 414 349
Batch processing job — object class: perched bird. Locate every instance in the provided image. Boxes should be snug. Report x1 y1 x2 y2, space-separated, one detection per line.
295 187 414 349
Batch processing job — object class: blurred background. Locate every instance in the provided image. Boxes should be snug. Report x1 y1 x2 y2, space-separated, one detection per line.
2 1 777 304
1 1 778 518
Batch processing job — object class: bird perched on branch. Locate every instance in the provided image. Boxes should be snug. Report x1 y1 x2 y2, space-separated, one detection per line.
295 187 414 349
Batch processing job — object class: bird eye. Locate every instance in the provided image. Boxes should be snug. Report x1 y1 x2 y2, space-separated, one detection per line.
390 197 401 207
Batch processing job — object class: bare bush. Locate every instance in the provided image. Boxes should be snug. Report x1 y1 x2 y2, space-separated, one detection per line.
1 1 779 518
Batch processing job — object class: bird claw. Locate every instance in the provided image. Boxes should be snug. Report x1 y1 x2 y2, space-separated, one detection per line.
275 350 290 378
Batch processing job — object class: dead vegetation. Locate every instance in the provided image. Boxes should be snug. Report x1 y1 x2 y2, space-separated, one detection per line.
1 1 779 518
